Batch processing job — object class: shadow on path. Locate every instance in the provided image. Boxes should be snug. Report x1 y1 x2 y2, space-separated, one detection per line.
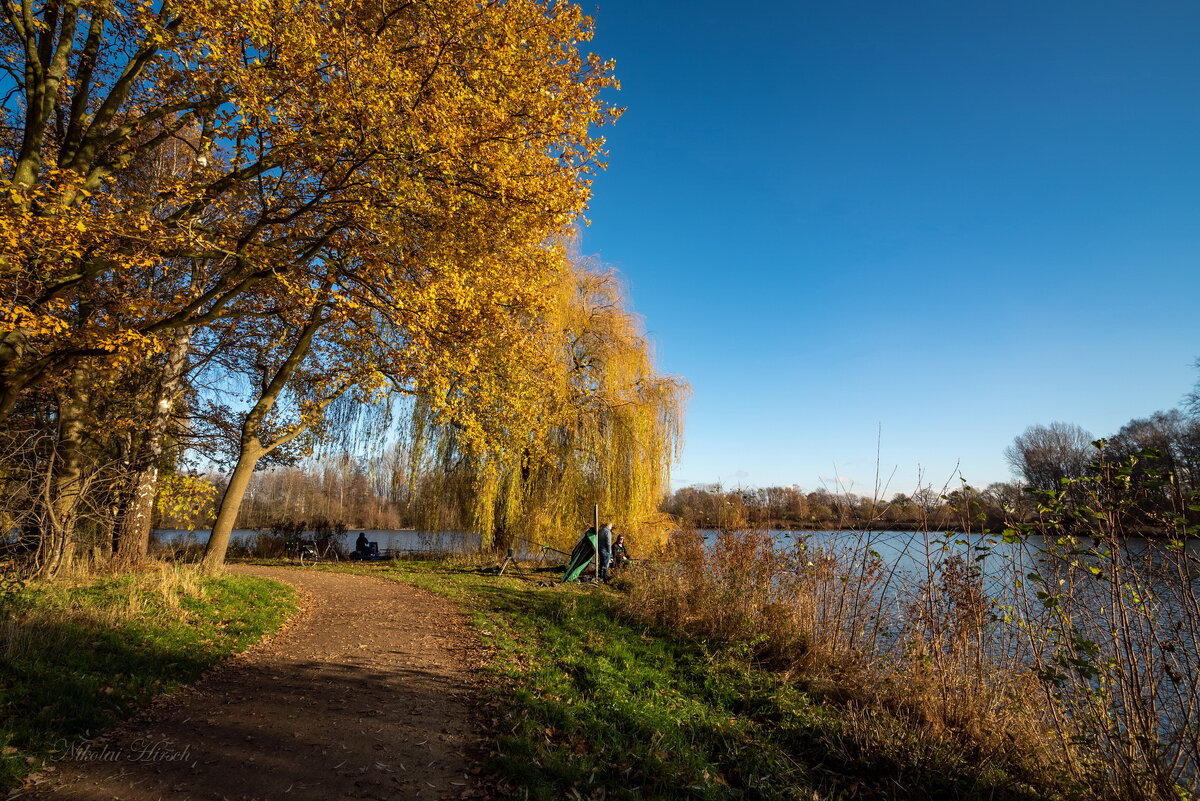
26 566 486 801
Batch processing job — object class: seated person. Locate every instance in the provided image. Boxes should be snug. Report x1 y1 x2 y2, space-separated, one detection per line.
612 533 632 568
353 532 379 558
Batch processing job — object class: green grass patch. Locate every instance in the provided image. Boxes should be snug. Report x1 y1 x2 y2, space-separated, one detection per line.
0 568 296 789
321 560 1056 801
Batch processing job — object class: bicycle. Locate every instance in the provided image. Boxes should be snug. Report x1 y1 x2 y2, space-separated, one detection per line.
291 537 341 566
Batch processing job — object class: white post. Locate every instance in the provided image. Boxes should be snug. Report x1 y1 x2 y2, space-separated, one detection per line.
594 503 600 581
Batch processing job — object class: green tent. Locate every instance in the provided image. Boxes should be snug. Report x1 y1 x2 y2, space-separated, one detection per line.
561 527 597 582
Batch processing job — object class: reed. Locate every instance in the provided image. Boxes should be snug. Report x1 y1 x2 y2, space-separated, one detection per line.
622 454 1199 800
623 530 1069 795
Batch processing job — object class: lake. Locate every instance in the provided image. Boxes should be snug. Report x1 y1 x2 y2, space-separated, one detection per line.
154 528 485 556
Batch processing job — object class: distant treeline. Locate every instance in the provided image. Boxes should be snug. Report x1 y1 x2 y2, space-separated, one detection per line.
667 370 1200 535
660 482 1019 532
158 452 464 533
996 362 1200 535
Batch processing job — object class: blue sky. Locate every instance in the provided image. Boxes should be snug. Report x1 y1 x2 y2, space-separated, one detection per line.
579 1 1200 496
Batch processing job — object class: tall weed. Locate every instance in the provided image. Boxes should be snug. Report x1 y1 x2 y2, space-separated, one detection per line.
624 452 1200 799
623 530 1065 795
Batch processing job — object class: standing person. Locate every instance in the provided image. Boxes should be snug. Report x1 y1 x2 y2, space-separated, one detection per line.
597 522 613 582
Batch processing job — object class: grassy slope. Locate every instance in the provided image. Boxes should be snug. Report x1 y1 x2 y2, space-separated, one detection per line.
0 569 296 789
326 559 1054 801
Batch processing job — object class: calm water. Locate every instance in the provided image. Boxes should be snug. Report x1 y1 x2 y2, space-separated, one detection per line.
699 528 1200 583
155 528 559 559
154 528 484 556
158 526 1200 574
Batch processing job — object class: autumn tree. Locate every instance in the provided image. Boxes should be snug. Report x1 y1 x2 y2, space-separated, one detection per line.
981 481 1028 518
405 260 687 552
1 0 619 574
2 0 613 407
1109 410 1200 492
661 484 751 530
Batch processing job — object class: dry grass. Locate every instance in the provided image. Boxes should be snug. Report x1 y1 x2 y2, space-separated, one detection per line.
1 563 210 662
619 524 1192 800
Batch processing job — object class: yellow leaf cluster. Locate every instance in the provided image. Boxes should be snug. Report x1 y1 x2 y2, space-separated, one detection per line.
154 473 220 529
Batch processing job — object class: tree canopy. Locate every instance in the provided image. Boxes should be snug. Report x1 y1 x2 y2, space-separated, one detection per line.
1004 421 1094 493
1 0 616 415
0 0 668 575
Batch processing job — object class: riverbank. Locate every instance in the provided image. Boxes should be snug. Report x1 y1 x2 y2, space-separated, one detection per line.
323 557 1077 800
0 566 296 790
6 547 1188 799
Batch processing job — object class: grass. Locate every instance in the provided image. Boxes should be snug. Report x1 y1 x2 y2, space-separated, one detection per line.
316 557 1063 800
0 565 296 789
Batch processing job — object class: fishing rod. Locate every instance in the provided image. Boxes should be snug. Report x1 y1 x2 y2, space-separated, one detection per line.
511 535 571 557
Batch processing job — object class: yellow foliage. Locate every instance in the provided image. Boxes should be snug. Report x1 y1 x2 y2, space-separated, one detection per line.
154 473 219 530
409 253 688 553
1 0 617 419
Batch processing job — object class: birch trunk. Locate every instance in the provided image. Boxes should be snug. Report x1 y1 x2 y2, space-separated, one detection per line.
115 327 193 566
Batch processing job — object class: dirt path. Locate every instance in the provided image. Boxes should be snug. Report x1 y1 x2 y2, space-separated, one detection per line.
25 566 487 801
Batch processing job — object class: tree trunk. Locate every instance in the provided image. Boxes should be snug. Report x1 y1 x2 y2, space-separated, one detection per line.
200 301 329 573
115 463 158 563
201 439 265 573
0 330 32 422
115 327 193 567
32 367 90 578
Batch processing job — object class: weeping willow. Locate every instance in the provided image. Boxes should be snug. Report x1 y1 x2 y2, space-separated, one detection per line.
407 257 687 552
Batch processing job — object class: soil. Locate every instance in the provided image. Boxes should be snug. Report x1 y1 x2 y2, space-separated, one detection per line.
21 565 489 801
